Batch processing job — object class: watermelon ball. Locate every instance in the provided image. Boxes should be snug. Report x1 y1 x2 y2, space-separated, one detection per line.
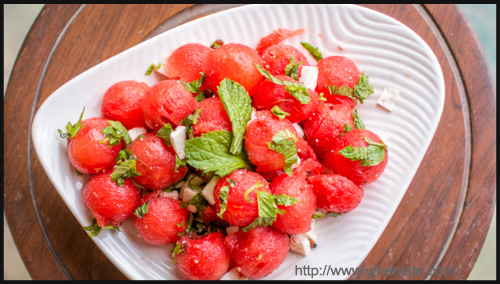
224 226 289 279
244 110 298 172
132 191 189 246
322 128 388 186
213 169 271 228
101 80 149 129
316 56 361 108
192 96 231 137
83 170 141 228
307 174 364 214
67 117 124 175
162 43 212 91
270 175 316 234
141 79 198 131
202 43 263 96
174 232 231 280
303 102 355 159
296 136 318 161
261 44 310 77
291 158 324 180
128 133 188 191
252 74 319 123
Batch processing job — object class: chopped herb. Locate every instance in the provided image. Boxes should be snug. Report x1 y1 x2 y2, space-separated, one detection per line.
133 201 149 219
181 72 206 102
217 186 230 219
312 213 325 219
179 109 200 140
274 194 300 206
327 85 356 102
175 155 187 172
267 129 298 176
300 42 323 61
57 107 86 139
100 120 132 146
254 64 311 105
353 72 374 104
241 191 298 232
271 105 290 120
156 123 174 146
340 123 353 138
284 56 303 80
83 218 101 237
353 109 365 129
145 62 161 75
339 137 386 166
111 149 141 186
172 241 183 264
83 218 120 237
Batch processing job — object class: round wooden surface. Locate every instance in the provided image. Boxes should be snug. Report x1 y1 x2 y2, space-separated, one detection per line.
4 4 496 280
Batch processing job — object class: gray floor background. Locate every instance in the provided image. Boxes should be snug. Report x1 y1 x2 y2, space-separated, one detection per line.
3 4 496 280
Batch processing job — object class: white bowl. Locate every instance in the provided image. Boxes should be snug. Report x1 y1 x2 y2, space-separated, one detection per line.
32 4 445 280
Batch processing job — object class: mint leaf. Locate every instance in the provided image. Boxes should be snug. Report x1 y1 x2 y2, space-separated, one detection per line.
241 190 278 232
156 123 174 146
327 85 356 102
179 109 200 140
100 120 132 146
285 57 303 80
353 72 374 104
111 149 141 186
340 123 353 138
172 241 183 264
145 62 161 75
271 105 290 120
181 72 206 102
217 78 252 155
284 84 311 105
133 201 149 219
58 107 86 139
312 213 325 219
274 194 299 206
353 109 365 129
254 64 311 105
184 130 251 177
300 42 323 61
241 189 299 232
194 92 205 102
318 93 327 101
339 137 386 166
217 186 230 219
175 155 187 172
267 129 298 176
83 218 101 237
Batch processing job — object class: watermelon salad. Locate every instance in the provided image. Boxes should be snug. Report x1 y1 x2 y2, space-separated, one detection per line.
57 27 389 280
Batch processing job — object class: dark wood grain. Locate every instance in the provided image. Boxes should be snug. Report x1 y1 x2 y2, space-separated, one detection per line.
4 4 495 280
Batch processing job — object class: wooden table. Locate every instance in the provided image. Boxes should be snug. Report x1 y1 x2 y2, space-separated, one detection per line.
4 4 496 280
